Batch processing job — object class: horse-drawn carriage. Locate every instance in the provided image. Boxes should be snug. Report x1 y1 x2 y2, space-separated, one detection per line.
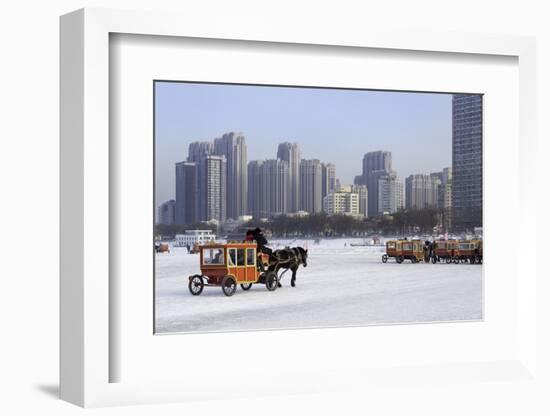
453 240 483 264
401 240 424 263
382 238 483 265
188 241 308 296
432 240 457 263
382 240 402 263
382 239 424 263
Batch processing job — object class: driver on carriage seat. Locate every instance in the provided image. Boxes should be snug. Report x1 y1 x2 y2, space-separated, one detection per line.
245 227 273 265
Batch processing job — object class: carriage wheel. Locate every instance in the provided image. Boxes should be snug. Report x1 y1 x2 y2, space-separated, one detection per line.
445 257 452 264
265 272 278 291
453 257 460 264
477 256 483 264
396 256 404 264
241 283 253 291
431 256 437 264
469 257 476 264
188 275 204 296
411 257 417 264
221 275 237 297
382 254 388 263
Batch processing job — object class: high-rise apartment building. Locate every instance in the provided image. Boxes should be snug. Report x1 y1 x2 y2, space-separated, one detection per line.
377 171 404 214
277 142 301 213
452 94 482 231
350 184 368 217
363 151 392 176
175 161 198 225
262 159 289 216
362 151 393 216
247 159 289 218
321 163 337 203
323 190 359 216
430 167 452 210
300 159 323 213
158 200 176 225
247 161 263 219
213 132 247 220
405 174 440 209
187 141 214 163
199 155 226 222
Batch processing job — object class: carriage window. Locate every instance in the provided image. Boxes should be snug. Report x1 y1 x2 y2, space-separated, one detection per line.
203 249 224 265
246 248 256 266
387 242 395 249
237 249 246 266
437 242 446 248
459 243 470 250
402 243 412 250
228 249 236 266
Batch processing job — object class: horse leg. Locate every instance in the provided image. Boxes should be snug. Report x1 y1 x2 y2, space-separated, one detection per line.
276 265 282 288
291 266 297 287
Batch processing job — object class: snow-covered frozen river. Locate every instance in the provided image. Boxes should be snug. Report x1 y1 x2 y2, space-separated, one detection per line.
155 238 482 333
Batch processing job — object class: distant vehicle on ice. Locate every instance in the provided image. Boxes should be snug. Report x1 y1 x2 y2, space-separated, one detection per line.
383 239 424 263
383 238 482 265
154 242 170 253
453 240 483 264
432 240 458 263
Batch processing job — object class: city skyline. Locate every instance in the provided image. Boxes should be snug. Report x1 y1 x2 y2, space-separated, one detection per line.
155 82 453 206
165 135 453 224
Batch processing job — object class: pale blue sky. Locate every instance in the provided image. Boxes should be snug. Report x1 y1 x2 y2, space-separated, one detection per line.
155 82 452 205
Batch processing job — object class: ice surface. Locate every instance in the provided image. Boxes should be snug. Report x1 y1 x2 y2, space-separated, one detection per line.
155 238 482 333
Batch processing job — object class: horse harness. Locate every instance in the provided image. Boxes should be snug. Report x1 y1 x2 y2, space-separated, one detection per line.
273 247 304 267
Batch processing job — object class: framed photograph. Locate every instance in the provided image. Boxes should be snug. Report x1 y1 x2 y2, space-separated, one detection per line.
60 8 537 407
154 82 483 334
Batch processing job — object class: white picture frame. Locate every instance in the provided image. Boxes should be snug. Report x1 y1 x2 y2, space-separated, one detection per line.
60 8 537 407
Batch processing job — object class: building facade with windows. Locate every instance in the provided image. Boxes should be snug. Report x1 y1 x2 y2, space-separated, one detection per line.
187 141 214 163
405 174 440 209
300 159 323 213
213 132 247 220
199 155 227 222
174 229 216 247
158 200 176 225
430 167 453 210
452 94 483 231
175 161 198 225
323 189 360 216
247 159 289 218
277 142 301 213
350 184 368 217
377 171 404 214
361 151 393 216
321 163 337 203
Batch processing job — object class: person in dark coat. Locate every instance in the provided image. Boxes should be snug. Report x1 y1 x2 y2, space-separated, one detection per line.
246 227 272 256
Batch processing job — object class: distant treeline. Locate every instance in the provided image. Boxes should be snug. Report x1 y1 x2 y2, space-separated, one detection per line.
252 209 444 237
155 207 481 238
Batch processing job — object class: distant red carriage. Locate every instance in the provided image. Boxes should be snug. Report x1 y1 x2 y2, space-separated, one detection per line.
382 239 424 263
433 240 457 263
453 240 483 264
